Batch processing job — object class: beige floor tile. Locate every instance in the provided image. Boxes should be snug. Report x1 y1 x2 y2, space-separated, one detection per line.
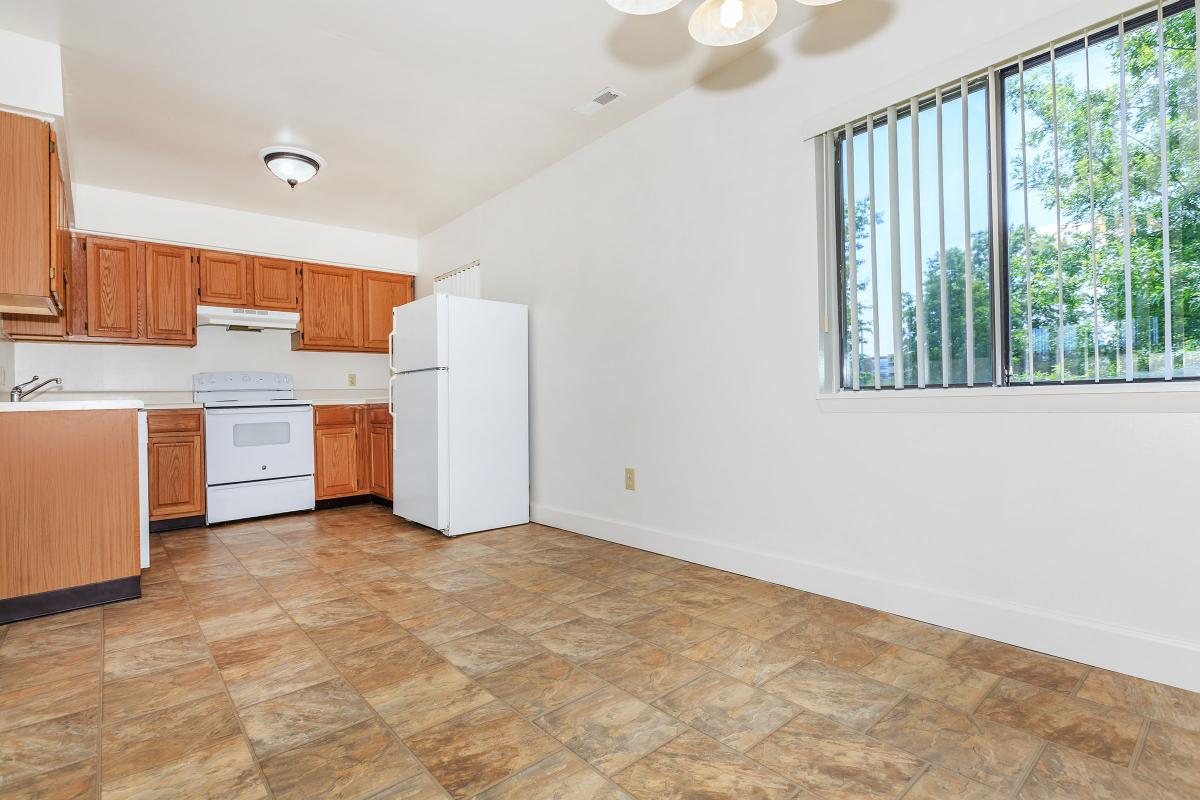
949 638 1087 693
3 607 98 635
1022 743 1189 800
364 772 447 799
103 660 225 724
534 686 686 775
434 626 543 677
289 595 382 631
976 678 1143 765
771 619 889 671
855 613 971 658
179 573 263 602
99 735 267 800
869 695 1042 793
258 569 352 611
906 766 1005 799
860 645 999 712
366 662 495 737
526 573 610 605
1136 721 1200 794
0 708 97 787
641 584 732 617
698 600 800 640
655 672 798 751
333 634 445 694
530 618 637 664
569 591 659 624
483 595 581 635
583 641 708 702
0 671 98 733
761 659 903 731
0 756 95 800
476 749 630 800
238 677 373 759
259 718 422 800
595 568 677 597
418 567 505 594
100 692 241 782
477 652 607 717
1077 669 1200 733
615 729 796 799
240 554 313 579
717 575 798 608
306 614 412 659
681 630 801 686
747 710 924 800
103 596 200 652
404 700 560 799
190 588 292 642
0 620 100 659
556 555 630 582
398 602 495 646
782 593 884 630
668 564 738 593
211 626 339 708
450 583 533 615
616 609 724 652
361 585 461 622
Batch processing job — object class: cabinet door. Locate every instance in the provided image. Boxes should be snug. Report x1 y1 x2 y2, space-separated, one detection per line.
368 423 392 499
198 251 251 307
85 237 140 339
299 264 360 350
315 426 360 499
251 257 299 311
144 243 196 343
148 433 205 520
0 111 51 309
48 130 64 308
361 271 413 351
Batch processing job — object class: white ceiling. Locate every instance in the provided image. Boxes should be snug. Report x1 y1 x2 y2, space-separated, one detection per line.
0 0 821 237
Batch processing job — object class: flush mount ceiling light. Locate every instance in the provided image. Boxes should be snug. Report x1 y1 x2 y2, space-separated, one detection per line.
259 146 324 189
608 0 842 46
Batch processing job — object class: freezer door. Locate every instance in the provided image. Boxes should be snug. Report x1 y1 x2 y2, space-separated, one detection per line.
391 294 448 373
392 368 449 531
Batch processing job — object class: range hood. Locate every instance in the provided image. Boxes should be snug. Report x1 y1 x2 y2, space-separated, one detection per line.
197 305 300 331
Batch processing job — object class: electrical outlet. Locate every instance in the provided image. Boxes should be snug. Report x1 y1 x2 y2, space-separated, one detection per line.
624 468 636 491
347 373 357 387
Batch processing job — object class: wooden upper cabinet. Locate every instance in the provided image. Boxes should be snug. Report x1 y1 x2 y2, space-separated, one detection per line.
251 257 299 311
143 243 196 343
85 237 140 339
296 264 361 350
0 111 55 315
361 272 413 352
198 250 250 307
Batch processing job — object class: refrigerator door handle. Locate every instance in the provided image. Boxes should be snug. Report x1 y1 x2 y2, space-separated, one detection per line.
388 374 397 418
387 330 396 374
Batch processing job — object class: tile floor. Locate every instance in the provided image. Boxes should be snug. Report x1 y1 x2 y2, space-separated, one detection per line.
1 504 1198 799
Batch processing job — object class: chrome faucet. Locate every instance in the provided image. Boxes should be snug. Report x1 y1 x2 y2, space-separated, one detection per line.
10 375 62 402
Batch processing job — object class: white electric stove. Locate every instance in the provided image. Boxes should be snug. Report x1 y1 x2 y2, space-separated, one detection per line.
193 372 315 524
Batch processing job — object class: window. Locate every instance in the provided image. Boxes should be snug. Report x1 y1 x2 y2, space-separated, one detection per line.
829 0 1198 390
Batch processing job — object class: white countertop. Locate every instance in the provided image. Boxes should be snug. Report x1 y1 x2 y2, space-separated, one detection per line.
0 399 144 412
17 390 389 410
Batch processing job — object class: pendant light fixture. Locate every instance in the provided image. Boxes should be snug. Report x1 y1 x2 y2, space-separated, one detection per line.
688 0 777 46
605 0 684 12
606 0 843 46
259 146 324 189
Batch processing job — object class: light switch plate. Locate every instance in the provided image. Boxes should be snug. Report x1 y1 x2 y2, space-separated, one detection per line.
625 468 636 491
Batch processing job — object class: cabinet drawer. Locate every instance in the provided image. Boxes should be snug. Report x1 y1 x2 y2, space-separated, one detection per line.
368 405 390 424
314 405 358 427
147 409 203 434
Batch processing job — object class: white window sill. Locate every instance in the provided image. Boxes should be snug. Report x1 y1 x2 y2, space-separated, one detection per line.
816 382 1200 413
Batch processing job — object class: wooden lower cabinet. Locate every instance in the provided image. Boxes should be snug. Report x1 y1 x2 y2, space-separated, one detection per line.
314 404 392 501
147 410 205 521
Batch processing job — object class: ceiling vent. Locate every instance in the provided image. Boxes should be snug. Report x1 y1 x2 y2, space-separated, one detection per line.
574 87 625 117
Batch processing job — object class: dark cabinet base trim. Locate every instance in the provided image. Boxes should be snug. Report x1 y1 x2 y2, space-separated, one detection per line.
0 576 141 625
150 514 206 533
316 494 392 511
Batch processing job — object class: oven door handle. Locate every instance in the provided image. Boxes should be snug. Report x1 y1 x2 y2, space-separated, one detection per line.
204 407 313 416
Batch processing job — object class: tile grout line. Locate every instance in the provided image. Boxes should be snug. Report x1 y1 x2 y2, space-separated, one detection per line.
1130 717 1151 772
1010 739 1048 799
95 605 105 800
159 536 280 800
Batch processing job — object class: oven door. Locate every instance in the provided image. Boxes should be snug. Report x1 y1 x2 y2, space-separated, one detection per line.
204 406 314 486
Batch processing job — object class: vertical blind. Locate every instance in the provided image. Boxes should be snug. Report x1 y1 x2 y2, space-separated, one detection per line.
830 0 1199 390
433 260 482 299
836 80 994 390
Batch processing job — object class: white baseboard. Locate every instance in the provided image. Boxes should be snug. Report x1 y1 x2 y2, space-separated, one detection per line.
532 503 1200 693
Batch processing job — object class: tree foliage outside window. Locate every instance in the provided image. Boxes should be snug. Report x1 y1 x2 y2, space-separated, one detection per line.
836 2 1198 390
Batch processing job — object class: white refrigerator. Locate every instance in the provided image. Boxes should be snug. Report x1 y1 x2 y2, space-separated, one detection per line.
388 294 529 536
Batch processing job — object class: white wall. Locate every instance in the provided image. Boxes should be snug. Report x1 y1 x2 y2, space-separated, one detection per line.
418 0 1200 691
12 186 417 395
0 29 63 118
